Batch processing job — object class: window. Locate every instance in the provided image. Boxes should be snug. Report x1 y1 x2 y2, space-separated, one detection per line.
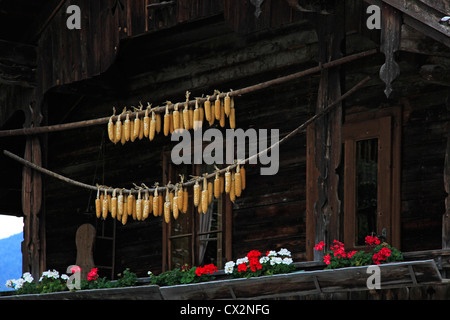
162 152 232 271
306 108 401 259
342 114 400 249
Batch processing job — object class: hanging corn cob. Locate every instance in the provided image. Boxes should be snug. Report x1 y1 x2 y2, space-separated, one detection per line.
173 103 180 132
117 189 124 218
164 188 171 223
102 189 109 219
143 104 151 138
136 189 142 221
149 110 156 141
229 96 236 129
193 98 201 131
133 109 141 140
219 99 225 127
153 187 159 217
182 187 188 213
164 102 171 136
204 96 211 122
215 92 221 120
108 110 115 143
111 189 117 219
193 179 200 207
230 172 236 202
201 177 209 214
121 197 128 225
138 104 145 140
224 92 231 117
95 188 101 218
124 111 131 142
235 164 242 197
127 190 134 218
208 181 213 205
142 190 150 220
115 110 122 143
172 186 180 220
240 165 246 190
225 168 231 194
214 172 221 199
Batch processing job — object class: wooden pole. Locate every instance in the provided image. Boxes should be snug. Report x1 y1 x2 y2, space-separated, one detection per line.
0 49 377 138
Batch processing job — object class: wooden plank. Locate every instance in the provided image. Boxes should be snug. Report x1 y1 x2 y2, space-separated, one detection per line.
159 260 442 300
0 285 163 300
418 0 450 14
443 97 450 249
382 0 450 41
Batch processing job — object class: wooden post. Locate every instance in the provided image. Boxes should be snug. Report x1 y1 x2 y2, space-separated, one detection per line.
442 93 450 250
21 103 44 281
312 2 345 261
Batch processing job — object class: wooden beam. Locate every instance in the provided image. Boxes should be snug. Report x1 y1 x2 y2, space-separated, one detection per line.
0 39 36 87
381 0 450 42
0 39 36 66
443 92 450 249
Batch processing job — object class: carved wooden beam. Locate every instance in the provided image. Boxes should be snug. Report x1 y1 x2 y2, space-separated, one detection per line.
379 4 402 98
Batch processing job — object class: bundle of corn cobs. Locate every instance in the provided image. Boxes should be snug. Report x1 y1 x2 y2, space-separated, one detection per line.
107 90 236 145
95 164 246 225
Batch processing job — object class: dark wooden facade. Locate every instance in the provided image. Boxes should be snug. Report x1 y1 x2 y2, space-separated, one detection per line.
0 0 449 290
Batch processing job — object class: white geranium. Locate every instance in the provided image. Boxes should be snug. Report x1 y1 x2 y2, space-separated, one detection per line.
40 269 60 281
259 256 270 264
278 248 291 257
282 257 293 265
266 250 277 257
224 261 235 274
270 257 282 265
236 257 248 265
23 272 34 283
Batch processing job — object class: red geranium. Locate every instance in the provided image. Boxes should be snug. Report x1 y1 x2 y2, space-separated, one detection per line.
195 264 217 276
314 241 325 251
323 254 331 265
237 263 248 272
87 268 99 281
373 247 391 265
365 235 381 247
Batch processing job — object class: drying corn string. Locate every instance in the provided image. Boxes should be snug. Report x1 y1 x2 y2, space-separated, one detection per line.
3 75 371 225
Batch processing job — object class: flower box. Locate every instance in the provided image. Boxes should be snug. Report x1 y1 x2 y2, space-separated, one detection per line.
158 259 442 300
0 259 442 300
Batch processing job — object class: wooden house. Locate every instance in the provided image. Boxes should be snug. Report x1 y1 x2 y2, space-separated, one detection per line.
0 0 449 299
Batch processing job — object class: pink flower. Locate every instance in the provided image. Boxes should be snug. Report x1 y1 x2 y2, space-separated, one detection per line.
323 254 331 265
70 265 81 273
87 268 99 281
314 241 325 251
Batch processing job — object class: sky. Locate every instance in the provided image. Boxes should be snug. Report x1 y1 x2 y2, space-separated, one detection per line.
0 215 23 240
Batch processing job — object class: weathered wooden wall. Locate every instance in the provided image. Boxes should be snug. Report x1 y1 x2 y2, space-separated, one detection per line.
31 0 450 280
